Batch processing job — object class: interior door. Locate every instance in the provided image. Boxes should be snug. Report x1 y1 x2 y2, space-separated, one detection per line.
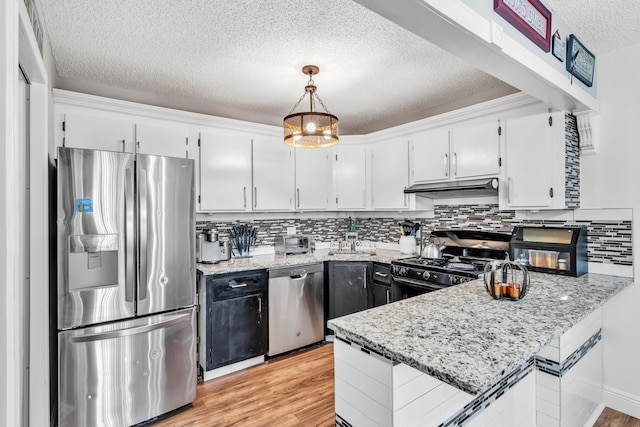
137 154 195 316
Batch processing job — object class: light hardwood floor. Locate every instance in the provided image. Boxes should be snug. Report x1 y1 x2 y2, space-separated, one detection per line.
150 342 639 427
150 343 335 427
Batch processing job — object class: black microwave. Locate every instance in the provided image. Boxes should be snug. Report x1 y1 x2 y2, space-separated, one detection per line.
509 226 588 277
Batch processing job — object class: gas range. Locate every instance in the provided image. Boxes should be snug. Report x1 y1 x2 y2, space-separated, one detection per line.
390 230 511 299
391 257 482 287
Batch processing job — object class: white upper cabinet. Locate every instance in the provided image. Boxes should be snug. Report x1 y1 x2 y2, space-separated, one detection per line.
295 148 331 210
500 111 568 210
199 128 252 211
372 138 409 210
449 121 501 179
334 145 368 210
135 122 189 158
61 112 135 153
411 128 450 183
252 135 294 211
411 121 500 183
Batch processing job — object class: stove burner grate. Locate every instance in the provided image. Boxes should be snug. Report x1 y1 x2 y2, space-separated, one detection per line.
446 262 476 271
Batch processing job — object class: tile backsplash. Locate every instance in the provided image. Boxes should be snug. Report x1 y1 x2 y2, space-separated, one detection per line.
197 204 632 266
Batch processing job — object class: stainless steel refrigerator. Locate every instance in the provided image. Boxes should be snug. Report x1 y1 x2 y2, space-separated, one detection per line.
56 147 197 427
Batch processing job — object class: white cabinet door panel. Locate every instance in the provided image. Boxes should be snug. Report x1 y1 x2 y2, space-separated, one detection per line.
63 112 134 153
411 128 450 183
199 129 252 211
372 138 409 210
295 148 330 210
503 114 554 208
252 135 294 211
136 123 188 158
450 121 500 179
335 145 367 210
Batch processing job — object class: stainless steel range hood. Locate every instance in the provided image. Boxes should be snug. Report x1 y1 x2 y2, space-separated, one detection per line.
404 178 499 198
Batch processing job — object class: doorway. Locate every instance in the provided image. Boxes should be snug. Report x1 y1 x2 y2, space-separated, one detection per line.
17 66 31 426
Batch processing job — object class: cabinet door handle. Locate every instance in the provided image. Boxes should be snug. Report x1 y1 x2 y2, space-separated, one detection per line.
230 283 248 288
443 154 448 176
375 272 388 277
254 187 257 208
363 268 367 289
258 296 262 315
386 289 391 304
507 177 512 204
296 188 300 208
121 139 126 153
243 186 247 208
453 152 458 176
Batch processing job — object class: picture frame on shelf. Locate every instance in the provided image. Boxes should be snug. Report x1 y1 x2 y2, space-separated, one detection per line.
566 34 595 87
552 31 565 62
494 0 552 52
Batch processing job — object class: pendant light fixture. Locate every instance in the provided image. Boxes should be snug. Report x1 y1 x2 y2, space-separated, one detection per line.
283 65 339 148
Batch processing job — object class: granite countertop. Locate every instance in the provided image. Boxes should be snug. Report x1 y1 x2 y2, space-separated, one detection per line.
327 272 632 395
196 248 409 275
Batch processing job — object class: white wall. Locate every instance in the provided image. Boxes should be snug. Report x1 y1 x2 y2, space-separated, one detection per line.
583 41 640 417
2 1 53 426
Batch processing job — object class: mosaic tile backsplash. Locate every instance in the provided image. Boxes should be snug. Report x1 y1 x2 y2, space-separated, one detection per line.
197 204 632 266
564 113 581 209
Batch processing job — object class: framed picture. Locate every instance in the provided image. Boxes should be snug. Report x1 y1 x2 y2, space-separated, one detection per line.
566 34 595 87
552 32 565 62
494 0 552 52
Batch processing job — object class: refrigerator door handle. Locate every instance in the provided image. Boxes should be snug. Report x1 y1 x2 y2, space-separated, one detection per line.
125 166 135 302
138 167 148 301
69 312 190 343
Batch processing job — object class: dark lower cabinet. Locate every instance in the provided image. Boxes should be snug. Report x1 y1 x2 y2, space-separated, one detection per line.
328 261 372 320
204 269 268 370
372 263 392 307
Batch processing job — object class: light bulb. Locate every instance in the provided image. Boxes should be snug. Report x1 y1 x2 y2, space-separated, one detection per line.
323 129 331 139
306 122 316 132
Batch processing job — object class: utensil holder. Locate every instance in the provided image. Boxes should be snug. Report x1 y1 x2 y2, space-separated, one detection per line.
230 223 257 258
399 236 416 254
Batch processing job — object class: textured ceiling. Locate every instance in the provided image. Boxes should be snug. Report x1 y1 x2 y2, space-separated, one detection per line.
35 0 640 134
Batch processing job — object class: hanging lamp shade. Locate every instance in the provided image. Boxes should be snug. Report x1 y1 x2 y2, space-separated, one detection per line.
283 65 339 148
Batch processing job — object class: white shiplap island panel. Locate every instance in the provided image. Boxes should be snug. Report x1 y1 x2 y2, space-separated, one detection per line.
328 273 631 426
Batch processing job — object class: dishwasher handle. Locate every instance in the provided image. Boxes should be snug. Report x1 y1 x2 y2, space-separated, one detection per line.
290 273 308 280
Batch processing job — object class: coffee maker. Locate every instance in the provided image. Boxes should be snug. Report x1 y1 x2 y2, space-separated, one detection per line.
196 229 231 263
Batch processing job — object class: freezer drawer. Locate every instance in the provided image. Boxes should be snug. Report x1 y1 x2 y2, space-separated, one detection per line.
58 307 197 427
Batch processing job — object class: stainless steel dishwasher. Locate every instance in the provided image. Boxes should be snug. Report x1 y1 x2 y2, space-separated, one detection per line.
268 263 324 356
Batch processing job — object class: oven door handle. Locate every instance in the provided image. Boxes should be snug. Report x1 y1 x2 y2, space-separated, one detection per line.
392 276 448 292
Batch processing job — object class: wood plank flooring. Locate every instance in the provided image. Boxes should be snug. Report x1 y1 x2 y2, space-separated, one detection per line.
595 407 640 427
150 343 335 427
150 342 639 427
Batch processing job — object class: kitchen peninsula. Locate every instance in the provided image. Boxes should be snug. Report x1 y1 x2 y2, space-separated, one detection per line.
328 273 631 427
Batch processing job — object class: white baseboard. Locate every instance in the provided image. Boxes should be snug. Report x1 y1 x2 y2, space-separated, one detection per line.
584 402 605 427
201 355 265 382
604 385 640 419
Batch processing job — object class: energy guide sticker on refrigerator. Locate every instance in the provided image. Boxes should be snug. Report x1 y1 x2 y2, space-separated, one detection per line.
56 147 197 427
